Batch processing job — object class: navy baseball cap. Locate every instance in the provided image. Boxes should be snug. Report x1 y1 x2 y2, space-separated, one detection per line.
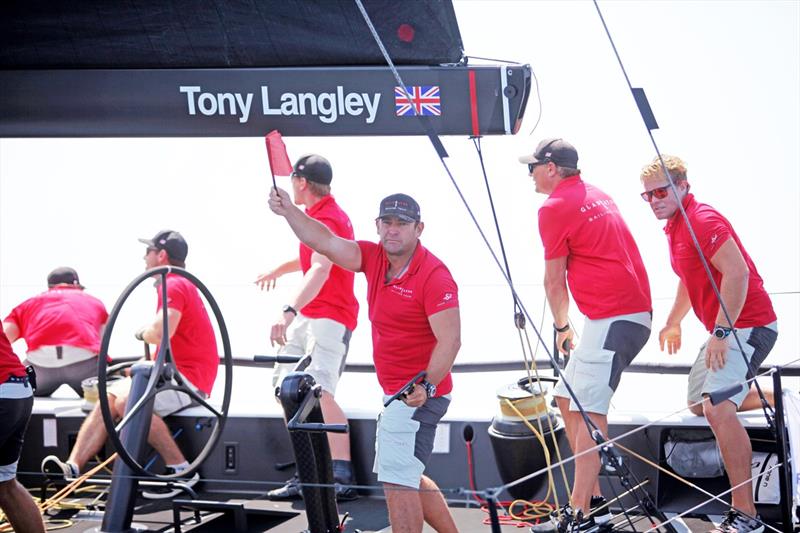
292 154 332 185
378 193 421 222
138 230 188 262
47 267 84 289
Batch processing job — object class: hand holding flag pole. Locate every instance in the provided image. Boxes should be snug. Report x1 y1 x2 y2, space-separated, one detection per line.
264 130 293 190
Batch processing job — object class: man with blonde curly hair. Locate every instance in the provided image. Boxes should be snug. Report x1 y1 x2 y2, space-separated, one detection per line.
640 155 777 533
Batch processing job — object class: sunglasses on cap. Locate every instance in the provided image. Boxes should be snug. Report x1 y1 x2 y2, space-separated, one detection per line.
640 186 670 202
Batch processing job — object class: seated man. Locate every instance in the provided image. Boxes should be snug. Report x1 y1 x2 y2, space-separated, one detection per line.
3 267 108 397
42 230 219 499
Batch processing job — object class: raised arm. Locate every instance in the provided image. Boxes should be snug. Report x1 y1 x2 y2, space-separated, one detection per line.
255 258 301 291
268 187 362 272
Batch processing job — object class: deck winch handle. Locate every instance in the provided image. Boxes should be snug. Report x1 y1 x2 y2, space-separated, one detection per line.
383 371 427 407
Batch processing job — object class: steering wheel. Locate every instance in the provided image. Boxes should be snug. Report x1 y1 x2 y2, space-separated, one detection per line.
96 266 233 480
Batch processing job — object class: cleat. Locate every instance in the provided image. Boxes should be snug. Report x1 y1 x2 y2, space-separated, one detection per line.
267 473 302 500
707 509 764 533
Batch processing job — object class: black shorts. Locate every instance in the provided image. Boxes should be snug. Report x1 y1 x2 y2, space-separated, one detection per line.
0 383 34 478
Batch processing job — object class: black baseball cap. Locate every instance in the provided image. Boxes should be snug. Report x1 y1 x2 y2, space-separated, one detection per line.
377 193 421 222
47 267 84 289
292 154 332 185
138 230 188 262
519 138 579 169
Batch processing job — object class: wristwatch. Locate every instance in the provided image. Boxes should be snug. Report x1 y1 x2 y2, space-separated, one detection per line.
712 325 733 339
282 304 297 316
420 380 437 399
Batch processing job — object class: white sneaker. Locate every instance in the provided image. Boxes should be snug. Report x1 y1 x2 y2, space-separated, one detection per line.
41 455 79 481
141 468 200 499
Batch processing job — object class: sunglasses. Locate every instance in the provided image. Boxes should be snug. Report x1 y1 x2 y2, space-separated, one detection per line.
527 161 549 173
640 186 670 202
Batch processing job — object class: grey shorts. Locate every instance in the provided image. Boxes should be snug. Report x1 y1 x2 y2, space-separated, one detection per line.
272 314 351 395
107 376 205 417
553 311 651 415
26 357 98 397
688 321 778 408
373 395 450 489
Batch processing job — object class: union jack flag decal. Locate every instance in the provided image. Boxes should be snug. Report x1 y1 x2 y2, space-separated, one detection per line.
394 86 441 116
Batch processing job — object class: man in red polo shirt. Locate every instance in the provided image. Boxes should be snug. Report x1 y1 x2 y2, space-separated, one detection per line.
42 230 219 499
255 154 359 501
521 138 652 532
269 189 460 533
3 267 108 397
0 330 45 532
640 155 777 533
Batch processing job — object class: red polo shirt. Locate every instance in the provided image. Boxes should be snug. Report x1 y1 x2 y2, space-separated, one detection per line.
0 329 25 384
4 287 109 353
300 195 358 331
357 240 459 396
665 194 776 332
538 175 651 319
157 274 218 395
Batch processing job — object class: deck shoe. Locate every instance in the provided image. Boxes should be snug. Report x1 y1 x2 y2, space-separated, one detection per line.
267 473 302 500
707 509 764 533
589 495 612 525
332 460 358 502
544 505 599 533
141 467 200 499
41 455 79 481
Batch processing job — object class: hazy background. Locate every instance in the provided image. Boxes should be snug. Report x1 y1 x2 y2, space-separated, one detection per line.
1 1 797 376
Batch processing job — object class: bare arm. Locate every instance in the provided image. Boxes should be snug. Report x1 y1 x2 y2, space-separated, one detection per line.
659 281 692 354
270 253 333 346
2 321 20 343
268 187 362 271
543 256 573 354
139 308 182 345
255 258 301 291
709 237 749 328
404 307 461 407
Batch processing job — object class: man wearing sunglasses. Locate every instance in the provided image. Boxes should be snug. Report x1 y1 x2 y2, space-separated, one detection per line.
640 155 777 533
521 138 652 533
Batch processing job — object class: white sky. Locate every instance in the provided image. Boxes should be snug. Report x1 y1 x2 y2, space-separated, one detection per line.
1 0 798 369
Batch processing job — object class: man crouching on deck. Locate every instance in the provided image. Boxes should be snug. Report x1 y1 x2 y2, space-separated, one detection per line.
640 156 777 533
270 189 460 533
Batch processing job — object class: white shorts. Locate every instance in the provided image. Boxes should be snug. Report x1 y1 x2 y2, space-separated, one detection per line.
271 314 351 395
553 311 651 415
688 321 778 408
107 375 205 417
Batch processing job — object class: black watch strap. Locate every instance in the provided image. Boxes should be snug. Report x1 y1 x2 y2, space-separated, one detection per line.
554 323 570 333
282 304 297 316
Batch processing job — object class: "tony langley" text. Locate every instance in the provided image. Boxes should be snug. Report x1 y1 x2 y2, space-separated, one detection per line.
179 86 381 124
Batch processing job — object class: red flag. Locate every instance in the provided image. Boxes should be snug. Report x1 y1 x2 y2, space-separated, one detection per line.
264 130 293 177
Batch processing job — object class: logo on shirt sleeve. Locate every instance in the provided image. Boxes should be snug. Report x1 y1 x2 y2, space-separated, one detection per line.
437 292 455 306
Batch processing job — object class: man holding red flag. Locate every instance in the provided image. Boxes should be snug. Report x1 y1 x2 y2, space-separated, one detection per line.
256 154 360 501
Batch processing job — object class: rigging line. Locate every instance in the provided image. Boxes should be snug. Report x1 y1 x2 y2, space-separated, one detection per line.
354 0 604 451
617 442 782 533
591 0 775 429
464 54 522 65
471 136 520 316
526 67 543 136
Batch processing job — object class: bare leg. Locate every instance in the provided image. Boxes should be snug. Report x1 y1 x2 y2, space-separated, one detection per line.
384 482 423 533
0 478 46 533
148 415 185 465
320 391 350 461
67 394 124 470
738 387 773 412
704 398 756 515
570 413 608 514
556 397 603 503
420 475 457 533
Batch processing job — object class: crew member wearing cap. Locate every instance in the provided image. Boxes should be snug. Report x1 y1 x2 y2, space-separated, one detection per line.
3 267 108 397
521 139 652 532
269 189 460 533
42 230 218 499
255 154 360 501
640 155 777 533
